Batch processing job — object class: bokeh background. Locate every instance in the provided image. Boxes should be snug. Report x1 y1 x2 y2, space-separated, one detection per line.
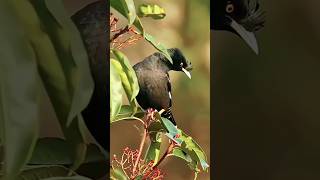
111 0 210 179
213 0 320 179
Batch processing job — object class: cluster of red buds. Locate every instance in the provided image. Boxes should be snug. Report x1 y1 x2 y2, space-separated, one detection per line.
112 147 164 180
110 13 143 49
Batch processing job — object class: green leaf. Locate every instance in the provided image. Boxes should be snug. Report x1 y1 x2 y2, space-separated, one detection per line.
111 50 139 102
0 1 40 179
113 105 144 122
144 33 173 63
110 0 137 25
171 148 192 163
150 115 209 172
110 168 128 180
175 131 209 172
144 132 162 165
159 117 183 145
133 17 145 35
138 4 166 19
28 138 107 165
110 61 123 121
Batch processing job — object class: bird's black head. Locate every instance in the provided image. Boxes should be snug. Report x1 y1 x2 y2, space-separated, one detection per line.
168 48 192 79
213 0 265 54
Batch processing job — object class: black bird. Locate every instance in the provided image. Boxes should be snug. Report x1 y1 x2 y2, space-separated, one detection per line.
71 0 109 151
133 48 192 125
212 0 265 54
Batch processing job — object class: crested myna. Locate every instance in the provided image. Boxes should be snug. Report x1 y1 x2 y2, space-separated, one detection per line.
133 48 192 125
212 0 265 54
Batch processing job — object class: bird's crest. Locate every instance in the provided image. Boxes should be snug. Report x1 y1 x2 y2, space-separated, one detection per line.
237 0 266 32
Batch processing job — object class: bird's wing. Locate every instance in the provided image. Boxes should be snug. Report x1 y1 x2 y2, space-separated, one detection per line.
162 73 176 125
134 69 176 125
136 70 171 111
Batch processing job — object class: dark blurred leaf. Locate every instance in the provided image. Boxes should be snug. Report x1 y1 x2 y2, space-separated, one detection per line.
31 0 92 171
110 168 128 180
110 60 123 121
0 1 39 179
138 4 166 19
76 161 107 180
42 176 91 180
148 121 165 133
29 138 72 165
44 0 94 127
111 50 139 103
144 33 173 63
110 0 137 25
16 165 88 180
28 138 107 165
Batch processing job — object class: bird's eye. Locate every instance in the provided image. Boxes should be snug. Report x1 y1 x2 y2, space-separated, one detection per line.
226 2 234 13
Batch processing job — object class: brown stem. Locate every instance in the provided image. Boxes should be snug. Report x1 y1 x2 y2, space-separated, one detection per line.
132 127 147 175
110 26 129 43
152 141 175 169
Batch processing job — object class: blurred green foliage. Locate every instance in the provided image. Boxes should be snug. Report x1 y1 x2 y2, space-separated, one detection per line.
0 0 106 179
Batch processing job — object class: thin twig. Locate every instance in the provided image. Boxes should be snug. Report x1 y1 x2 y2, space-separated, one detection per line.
110 26 130 42
132 127 147 175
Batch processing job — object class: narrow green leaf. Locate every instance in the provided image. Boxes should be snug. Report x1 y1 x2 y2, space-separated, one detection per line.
110 61 123 121
133 17 145 35
110 168 128 180
144 132 162 165
0 1 39 179
110 0 137 25
138 4 166 19
111 50 139 102
144 33 173 63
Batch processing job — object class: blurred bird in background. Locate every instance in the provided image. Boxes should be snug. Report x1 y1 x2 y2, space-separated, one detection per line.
71 0 109 151
133 48 192 126
212 0 265 54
